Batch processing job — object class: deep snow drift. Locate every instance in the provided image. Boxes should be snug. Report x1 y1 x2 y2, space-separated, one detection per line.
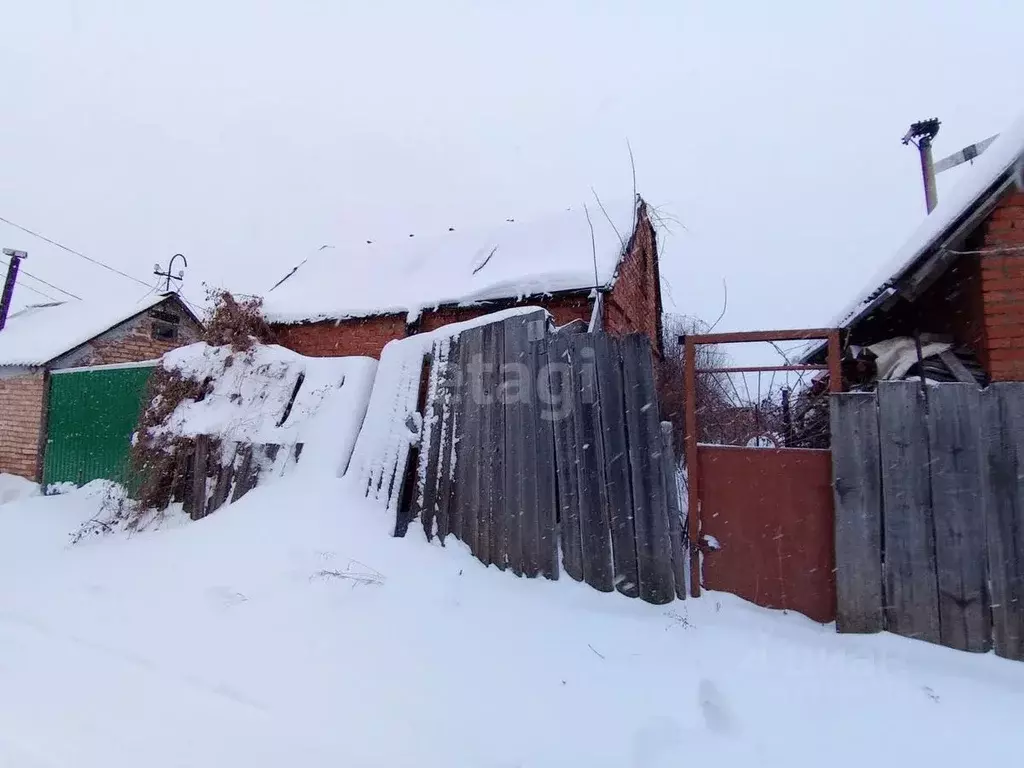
1 476 1022 768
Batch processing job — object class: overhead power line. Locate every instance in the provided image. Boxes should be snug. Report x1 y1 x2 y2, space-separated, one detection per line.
0 260 59 303
15 282 59 303
0 214 150 288
0 260 82 300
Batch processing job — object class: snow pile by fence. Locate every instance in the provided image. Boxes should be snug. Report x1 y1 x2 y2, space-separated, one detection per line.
344 307 546 513
159 342 377 475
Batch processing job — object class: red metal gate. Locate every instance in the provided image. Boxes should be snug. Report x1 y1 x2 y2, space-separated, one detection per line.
682 329 841 623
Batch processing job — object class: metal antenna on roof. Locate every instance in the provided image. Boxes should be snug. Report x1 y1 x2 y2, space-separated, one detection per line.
583 203 599 289
583 204 604 333
153 253 187 293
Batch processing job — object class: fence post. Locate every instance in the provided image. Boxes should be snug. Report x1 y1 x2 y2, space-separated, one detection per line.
683 335 700 598
662 421 688 600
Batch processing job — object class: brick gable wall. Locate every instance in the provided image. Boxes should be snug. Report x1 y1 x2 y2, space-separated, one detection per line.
980 190 1024 381
603 204 663 355
53 303 203 369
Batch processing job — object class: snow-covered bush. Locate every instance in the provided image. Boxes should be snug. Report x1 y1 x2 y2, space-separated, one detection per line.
129 290 271 513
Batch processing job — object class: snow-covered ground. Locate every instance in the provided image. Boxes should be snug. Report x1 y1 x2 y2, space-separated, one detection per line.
1 476 1022 768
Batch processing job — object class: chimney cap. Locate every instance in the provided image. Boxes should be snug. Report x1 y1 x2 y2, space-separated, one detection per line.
2 248 27 259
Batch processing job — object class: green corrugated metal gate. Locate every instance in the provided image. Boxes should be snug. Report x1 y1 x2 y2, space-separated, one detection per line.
43 364 155 488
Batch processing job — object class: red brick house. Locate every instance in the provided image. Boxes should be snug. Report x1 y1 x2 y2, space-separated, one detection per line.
264 196 664 359
808 113 1024 382
0 293 202 480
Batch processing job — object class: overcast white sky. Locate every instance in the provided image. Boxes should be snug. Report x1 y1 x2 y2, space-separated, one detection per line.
1 1 1022 334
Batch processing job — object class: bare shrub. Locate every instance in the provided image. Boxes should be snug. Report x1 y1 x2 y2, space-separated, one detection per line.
311 560 386 588
130 367 213 512
202 288 275 351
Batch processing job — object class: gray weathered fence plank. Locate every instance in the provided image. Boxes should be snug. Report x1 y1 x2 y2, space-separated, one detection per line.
229 444 255 503
928 384 990 652
533 332 559 580
621 333 675 604
572 334 614 592
830 393 884 633
661 421 687 601
418 340 446 541
435 336 462 544
593 333 639 597
878 381 941 644
982 383 1024 661
548 334 584 581
452 335 471 548
206 442 237 516
476 323 500 566
458 326 485 557
501 315 528 576
189 434 209 521
512 315 542 577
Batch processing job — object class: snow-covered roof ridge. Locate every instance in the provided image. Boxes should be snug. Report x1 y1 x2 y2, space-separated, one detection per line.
831 110 1024 329
0 292 177 367
262 196 641 325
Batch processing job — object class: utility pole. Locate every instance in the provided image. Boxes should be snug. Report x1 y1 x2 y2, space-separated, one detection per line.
0 248 27 331
902 118 941 214
153 253 187 293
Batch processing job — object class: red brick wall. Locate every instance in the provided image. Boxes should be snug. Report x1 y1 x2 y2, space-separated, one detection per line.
274 298 596 359
603 204 663 355
0 372 46 479
274 315 408 359
416 296 593 334
980 190 1024 381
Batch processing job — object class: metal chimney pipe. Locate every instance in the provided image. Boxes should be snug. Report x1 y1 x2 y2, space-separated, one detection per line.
0 248 27 331
902 119 941 214
919 135 938 214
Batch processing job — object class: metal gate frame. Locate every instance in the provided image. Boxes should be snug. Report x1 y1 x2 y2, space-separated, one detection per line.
680 328 842 599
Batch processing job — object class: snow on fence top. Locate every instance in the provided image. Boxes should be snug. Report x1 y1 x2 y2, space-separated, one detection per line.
344 306 546 511
158 342 377 476
262 198 638 324
0 293 169 367
831 109 1024 329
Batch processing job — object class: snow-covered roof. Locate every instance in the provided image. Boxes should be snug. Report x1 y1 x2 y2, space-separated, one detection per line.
0 293 176 367
831 111 1024 329
262 198 639 324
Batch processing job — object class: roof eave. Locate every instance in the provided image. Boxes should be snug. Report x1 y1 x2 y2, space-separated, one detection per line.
802 170 1018 363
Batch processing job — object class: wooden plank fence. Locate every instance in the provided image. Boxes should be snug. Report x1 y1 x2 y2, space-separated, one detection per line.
831 381 1024 661
173 436 300 520
409 312 687 605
